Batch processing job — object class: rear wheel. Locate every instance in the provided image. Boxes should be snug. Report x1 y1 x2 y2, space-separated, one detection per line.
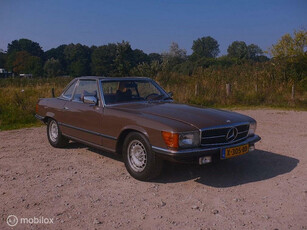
47 119 69 148
123 132 163 181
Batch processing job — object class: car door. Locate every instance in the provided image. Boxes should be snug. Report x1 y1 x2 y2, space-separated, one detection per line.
60 79 103 146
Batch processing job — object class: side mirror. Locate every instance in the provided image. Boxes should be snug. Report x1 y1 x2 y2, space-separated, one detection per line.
83 96 98 105
168 91 173 97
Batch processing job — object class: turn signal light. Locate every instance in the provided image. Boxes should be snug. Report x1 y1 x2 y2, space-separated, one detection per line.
162 131 179 148
35 103 39 114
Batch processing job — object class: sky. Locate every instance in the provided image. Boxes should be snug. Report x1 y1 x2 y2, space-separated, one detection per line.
0 0 306 55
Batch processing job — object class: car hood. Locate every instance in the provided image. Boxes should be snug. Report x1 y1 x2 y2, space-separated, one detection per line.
109 102 254 129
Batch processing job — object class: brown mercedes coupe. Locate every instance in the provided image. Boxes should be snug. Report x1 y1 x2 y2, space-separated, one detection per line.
35 76 261 180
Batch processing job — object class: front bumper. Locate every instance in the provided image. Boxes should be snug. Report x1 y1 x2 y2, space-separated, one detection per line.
152 135 261 163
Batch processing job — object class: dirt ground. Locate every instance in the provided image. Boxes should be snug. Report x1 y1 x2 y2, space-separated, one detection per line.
0 109 306 230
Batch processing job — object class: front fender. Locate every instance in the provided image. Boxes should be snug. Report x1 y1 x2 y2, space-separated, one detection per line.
46 111 56 119
119 125 149 139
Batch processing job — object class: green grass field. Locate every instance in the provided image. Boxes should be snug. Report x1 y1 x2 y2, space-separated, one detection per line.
0 76 306 131
0 77 72 130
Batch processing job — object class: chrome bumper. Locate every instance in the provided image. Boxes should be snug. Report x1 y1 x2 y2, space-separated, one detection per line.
152 135 261 159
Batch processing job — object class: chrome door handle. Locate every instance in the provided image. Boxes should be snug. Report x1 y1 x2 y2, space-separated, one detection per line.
64 106 69 110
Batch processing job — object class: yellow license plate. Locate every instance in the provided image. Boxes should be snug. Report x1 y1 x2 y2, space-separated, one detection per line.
221 144 249 159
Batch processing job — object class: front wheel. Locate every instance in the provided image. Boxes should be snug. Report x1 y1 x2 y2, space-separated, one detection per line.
47 119 69 148
123 132 163 181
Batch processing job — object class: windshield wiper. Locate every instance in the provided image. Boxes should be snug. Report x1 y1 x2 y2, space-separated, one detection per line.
147 94 163 101
162 96 173 100
146 94 173 103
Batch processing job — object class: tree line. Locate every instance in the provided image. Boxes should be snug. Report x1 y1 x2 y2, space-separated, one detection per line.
0 30 306 85
0 36 268 77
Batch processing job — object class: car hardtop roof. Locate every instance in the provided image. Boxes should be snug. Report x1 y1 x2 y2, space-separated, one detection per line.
76 76 152 81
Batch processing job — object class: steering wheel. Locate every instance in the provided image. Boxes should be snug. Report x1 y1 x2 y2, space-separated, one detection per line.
145 93 160 100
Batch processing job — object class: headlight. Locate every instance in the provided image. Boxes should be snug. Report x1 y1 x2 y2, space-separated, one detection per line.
248 122 257 136
179 132 200 148
162 131 200 148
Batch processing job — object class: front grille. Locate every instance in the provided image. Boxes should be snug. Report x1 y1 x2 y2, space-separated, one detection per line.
201 123 250 146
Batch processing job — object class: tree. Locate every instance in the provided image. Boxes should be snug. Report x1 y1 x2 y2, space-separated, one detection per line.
191 36 220 59
132 49 149 65
247 44 263 60
0 49 6 68
163 42 187 60
64 44 91 77
162 42 187 71
227 41 248 59
227 41 264 61
45 45 68 74
148 53 162 63
269 30 307 60
114 41 134 76
130 61 162 78
269 30 307 82
44 58 63 77
7 38 44 58
92 42 154 77
91 43 117 76
12 51 43 76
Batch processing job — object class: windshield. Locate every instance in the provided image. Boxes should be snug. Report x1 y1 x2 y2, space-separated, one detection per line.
101 79 170 105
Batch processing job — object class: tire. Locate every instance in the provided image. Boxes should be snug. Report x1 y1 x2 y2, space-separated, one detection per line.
123 132 163 181
47 119 69 148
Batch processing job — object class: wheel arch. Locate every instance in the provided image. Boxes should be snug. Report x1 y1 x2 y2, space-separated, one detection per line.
42 112 56 124
116 126 149 155
43 116 52 124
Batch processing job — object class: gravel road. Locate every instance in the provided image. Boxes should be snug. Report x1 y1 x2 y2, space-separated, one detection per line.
0 109 306 230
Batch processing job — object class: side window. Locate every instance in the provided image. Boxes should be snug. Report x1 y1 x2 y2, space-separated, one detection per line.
73 80 98 102
62 81 77 99
102 81 118 94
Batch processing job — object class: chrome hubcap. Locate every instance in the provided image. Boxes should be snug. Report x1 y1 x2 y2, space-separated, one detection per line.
127 140 147 172
49 120 58 142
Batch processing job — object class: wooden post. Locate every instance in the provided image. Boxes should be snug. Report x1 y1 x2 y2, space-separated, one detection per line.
226 83 231 97
195 84 198 96
255 84 258 93
291 84 295 100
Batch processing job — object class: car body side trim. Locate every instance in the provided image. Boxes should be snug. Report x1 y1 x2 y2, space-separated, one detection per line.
152 135 261 155
58 122 117 140
63 134 116 153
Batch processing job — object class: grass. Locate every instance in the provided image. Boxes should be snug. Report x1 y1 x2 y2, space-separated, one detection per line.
0 77 73 131
0 75 306 131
